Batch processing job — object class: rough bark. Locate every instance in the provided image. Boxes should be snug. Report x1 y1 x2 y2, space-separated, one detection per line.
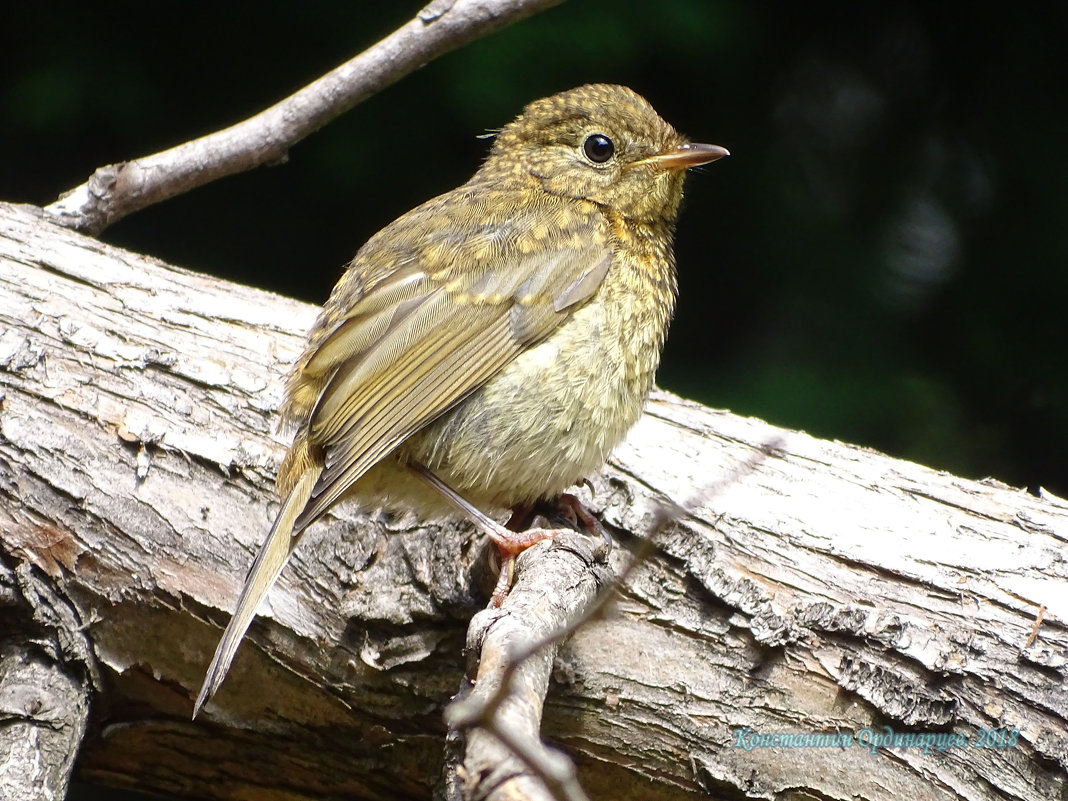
0 560 93 800
1 201 1065 800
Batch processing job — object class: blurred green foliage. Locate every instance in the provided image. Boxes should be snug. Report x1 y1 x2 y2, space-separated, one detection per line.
3 1 1065 496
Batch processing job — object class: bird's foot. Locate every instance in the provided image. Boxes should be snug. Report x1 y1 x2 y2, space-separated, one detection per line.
408 463 610 605
487 508 561 606
557 492 613 553
485 492 613 605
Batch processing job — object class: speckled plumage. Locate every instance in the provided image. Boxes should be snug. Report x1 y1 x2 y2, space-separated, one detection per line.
279 85 688 516
195 84 727 715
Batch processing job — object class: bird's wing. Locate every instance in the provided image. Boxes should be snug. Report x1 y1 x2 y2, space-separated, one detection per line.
293 217 612 529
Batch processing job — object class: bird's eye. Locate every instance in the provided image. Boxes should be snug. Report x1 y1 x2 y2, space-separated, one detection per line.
582 133 615 164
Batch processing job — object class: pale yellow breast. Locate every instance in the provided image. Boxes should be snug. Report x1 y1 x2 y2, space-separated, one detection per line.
398 227 676 510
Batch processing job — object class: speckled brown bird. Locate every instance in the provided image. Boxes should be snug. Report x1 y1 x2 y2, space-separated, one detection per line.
194 84 727 715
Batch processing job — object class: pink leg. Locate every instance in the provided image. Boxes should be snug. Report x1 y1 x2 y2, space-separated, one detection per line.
408 464 561 605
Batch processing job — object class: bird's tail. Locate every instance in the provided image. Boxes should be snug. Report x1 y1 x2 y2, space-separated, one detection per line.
192 467 319 718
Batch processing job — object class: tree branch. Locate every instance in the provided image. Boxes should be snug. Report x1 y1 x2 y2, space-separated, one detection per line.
43 0 564 235
444 534 609 801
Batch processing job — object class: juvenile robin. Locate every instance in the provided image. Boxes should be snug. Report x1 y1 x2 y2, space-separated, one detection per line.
194 83 728 716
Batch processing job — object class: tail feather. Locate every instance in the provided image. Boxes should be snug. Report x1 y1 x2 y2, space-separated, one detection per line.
193 468 319 718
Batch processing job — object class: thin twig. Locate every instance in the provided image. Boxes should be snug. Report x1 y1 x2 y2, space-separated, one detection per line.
44 0 564 235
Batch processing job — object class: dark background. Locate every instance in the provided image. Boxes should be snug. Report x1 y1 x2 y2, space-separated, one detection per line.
4 0 1066 509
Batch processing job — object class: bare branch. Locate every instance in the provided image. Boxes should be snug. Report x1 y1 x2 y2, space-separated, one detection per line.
43 0 564 235
444 535 609 801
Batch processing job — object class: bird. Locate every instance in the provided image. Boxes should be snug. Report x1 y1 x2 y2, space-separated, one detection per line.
193 83 728 717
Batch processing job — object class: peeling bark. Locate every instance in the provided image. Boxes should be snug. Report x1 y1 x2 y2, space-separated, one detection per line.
1 202 1065 800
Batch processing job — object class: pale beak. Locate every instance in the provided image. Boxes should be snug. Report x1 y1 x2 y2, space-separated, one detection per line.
634 142 730 171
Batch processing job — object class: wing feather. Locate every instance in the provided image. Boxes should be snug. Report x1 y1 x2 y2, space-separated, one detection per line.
286 213 613 532
294 313 517 528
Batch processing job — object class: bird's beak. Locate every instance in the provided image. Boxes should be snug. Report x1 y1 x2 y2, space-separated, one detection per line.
634 142 730 171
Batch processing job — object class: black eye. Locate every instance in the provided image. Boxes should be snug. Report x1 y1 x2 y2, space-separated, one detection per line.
582 133 615 164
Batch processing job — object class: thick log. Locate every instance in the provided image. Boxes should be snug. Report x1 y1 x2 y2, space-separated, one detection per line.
0 202 1065 800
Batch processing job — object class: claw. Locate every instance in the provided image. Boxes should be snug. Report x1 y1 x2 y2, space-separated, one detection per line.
559 493 614 554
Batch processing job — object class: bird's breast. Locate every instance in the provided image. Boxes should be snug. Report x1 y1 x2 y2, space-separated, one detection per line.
401 219 677 508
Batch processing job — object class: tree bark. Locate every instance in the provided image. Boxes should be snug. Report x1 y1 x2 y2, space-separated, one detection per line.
0 560 93 801
1 201 1065 800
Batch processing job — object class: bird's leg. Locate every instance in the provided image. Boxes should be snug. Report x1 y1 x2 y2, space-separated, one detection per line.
491 503 541 605
492 493 613 603
408 462 558 550
505 503 537 532
407 465 612 603
407 463 560 605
